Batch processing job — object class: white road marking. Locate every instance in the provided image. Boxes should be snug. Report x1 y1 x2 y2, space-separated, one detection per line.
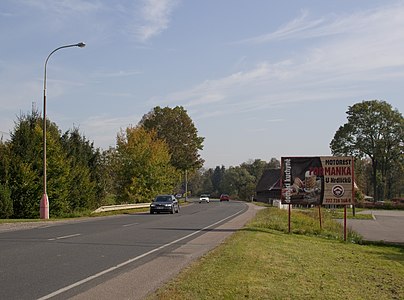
48 233 81 241
38 225 54 229
37 208 245 300
122 222 139 227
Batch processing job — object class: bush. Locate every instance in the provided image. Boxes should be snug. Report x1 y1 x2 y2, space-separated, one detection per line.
356 201 404 210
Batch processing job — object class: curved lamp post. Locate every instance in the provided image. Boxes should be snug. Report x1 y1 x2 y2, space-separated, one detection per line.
41 42 86 219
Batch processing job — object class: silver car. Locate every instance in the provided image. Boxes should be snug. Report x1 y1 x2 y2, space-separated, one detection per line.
150 195 180 214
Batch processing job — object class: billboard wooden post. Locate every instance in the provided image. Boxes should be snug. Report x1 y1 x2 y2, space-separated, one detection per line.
318 205 322 230
288 204 291 233
344 205 347 241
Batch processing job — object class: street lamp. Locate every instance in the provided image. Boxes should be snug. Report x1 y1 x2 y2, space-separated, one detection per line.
40 42 86 219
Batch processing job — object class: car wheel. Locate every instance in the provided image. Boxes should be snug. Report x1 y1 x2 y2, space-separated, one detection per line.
170 207 174 214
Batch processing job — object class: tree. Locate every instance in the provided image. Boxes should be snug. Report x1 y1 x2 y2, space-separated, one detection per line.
0 183 12 218
6 112 72 217
0 140 12 218
61 127 101 210
139 106 205 171
241 159 269 185
211 166 226 196
221 166 256 200
182 169 205 196
268 157 281 169
97 147 117 205
200 169 214 195
330 100 403 201
354 158 373 197
114 126 178 203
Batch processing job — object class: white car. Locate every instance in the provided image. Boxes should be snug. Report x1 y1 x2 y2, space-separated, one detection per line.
199 194 210 203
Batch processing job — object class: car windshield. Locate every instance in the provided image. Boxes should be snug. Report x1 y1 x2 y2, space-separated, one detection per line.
155 196 172 202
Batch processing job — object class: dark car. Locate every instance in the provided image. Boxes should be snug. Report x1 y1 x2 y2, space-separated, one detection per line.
150 195 180 214
220 194 230 201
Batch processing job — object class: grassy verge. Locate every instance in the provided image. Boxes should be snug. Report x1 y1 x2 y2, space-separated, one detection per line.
150 207 404 300
326 210 374 220
0 218 47 224
321 207 374 220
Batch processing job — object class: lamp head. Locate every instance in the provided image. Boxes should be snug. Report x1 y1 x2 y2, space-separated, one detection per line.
77 42 86 48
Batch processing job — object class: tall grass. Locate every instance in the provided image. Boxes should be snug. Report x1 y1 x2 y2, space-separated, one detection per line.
248 207 362 243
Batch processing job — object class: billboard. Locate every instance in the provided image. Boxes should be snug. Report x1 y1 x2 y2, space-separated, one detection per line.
281 156 354 205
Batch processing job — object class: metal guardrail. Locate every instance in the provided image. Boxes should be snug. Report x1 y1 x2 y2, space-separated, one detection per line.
93 203 150 213
93 198 195 213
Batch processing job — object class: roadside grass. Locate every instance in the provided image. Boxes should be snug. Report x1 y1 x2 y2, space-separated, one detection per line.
321 206 375 220
150 207 404 300
326 209 374 220
0 218 46 224
0 200 191 223
250 207 362 243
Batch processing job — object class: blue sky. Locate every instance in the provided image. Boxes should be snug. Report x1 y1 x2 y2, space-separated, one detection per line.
1 0 403 168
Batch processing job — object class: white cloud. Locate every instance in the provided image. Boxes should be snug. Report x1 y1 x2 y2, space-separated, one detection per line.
155 3 404 119
238 3 404 44
134 0 179 42
22 0 104 15
91 69 142 78
237 9 326 44
79 113 142 148
10 1 179 44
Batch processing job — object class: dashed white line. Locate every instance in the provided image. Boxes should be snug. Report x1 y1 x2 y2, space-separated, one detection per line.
48 233 81 241
123 222 139 227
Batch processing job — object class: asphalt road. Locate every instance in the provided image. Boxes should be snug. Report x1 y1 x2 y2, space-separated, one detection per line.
347 209 404 244
0 200 251 300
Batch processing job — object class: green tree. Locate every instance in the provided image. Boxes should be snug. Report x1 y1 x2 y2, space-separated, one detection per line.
0 139 10 184
97 147 117 205
0 163 13 219
241 159 268 185
0 140 13 218
221 166 256 200
200 168 214 195
268 157 281 169
61 127 101 210
0 184 12 218
211 166 226 196
183 169 204 196
139 106 205 171
330 100 403 201
8 112 44 218
114 126 178 203
354 158 373 197
7 112 73 217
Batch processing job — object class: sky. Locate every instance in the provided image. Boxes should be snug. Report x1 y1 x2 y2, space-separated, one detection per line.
1 0 403 169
